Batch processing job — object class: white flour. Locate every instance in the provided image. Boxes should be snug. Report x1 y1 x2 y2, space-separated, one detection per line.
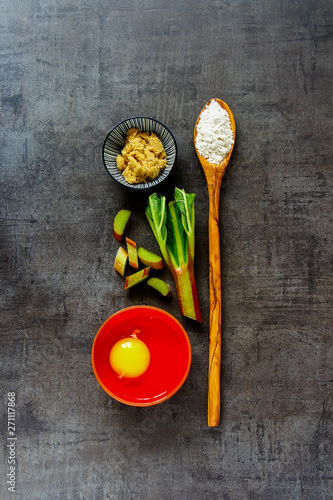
195 99 234 164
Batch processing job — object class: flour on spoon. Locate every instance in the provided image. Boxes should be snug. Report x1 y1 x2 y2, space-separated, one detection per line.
195 99 234 164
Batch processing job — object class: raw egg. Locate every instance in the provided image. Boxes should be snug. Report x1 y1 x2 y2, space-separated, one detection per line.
109 334 150 379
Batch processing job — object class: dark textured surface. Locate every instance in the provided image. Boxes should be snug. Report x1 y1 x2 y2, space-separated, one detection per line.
1 1 332 499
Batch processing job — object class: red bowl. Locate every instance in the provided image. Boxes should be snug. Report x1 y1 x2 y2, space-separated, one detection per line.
91 306 192 406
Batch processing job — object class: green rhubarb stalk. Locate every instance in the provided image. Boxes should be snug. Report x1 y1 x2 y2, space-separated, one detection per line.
146 188 202 322
145 192 171 267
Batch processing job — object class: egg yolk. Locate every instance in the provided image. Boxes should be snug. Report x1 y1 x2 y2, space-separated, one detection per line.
109 336 150 379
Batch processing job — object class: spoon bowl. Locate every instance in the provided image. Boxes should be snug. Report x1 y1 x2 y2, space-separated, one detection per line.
194 98 236 427
194 98 236 173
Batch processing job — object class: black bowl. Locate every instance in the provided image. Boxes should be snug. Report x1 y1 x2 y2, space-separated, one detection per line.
102 117 177 190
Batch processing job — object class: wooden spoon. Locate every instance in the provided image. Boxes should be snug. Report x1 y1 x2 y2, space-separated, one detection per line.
194 98 236 427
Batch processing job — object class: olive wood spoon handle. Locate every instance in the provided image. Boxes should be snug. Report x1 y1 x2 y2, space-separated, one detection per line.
194 99 236 427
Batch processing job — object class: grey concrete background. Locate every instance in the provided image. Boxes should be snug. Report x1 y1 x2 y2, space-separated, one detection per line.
1 1 332 499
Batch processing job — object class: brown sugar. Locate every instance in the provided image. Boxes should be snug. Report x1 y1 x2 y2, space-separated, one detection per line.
116 128 167 184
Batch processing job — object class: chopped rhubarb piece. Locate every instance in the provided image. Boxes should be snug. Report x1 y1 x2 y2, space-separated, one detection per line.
138 247 164 270
126 237 139 269
114 247 128 276
147 277 172 299
124 267 150 290
113 209 131 242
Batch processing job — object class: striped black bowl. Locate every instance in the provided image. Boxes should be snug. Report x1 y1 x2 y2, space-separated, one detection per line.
102 117 177 190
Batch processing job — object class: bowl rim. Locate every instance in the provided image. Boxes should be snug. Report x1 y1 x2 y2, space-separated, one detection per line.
91 305 192 407
102 116 178 191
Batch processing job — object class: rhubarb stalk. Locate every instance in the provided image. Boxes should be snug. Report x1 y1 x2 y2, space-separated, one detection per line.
146 188 202 322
